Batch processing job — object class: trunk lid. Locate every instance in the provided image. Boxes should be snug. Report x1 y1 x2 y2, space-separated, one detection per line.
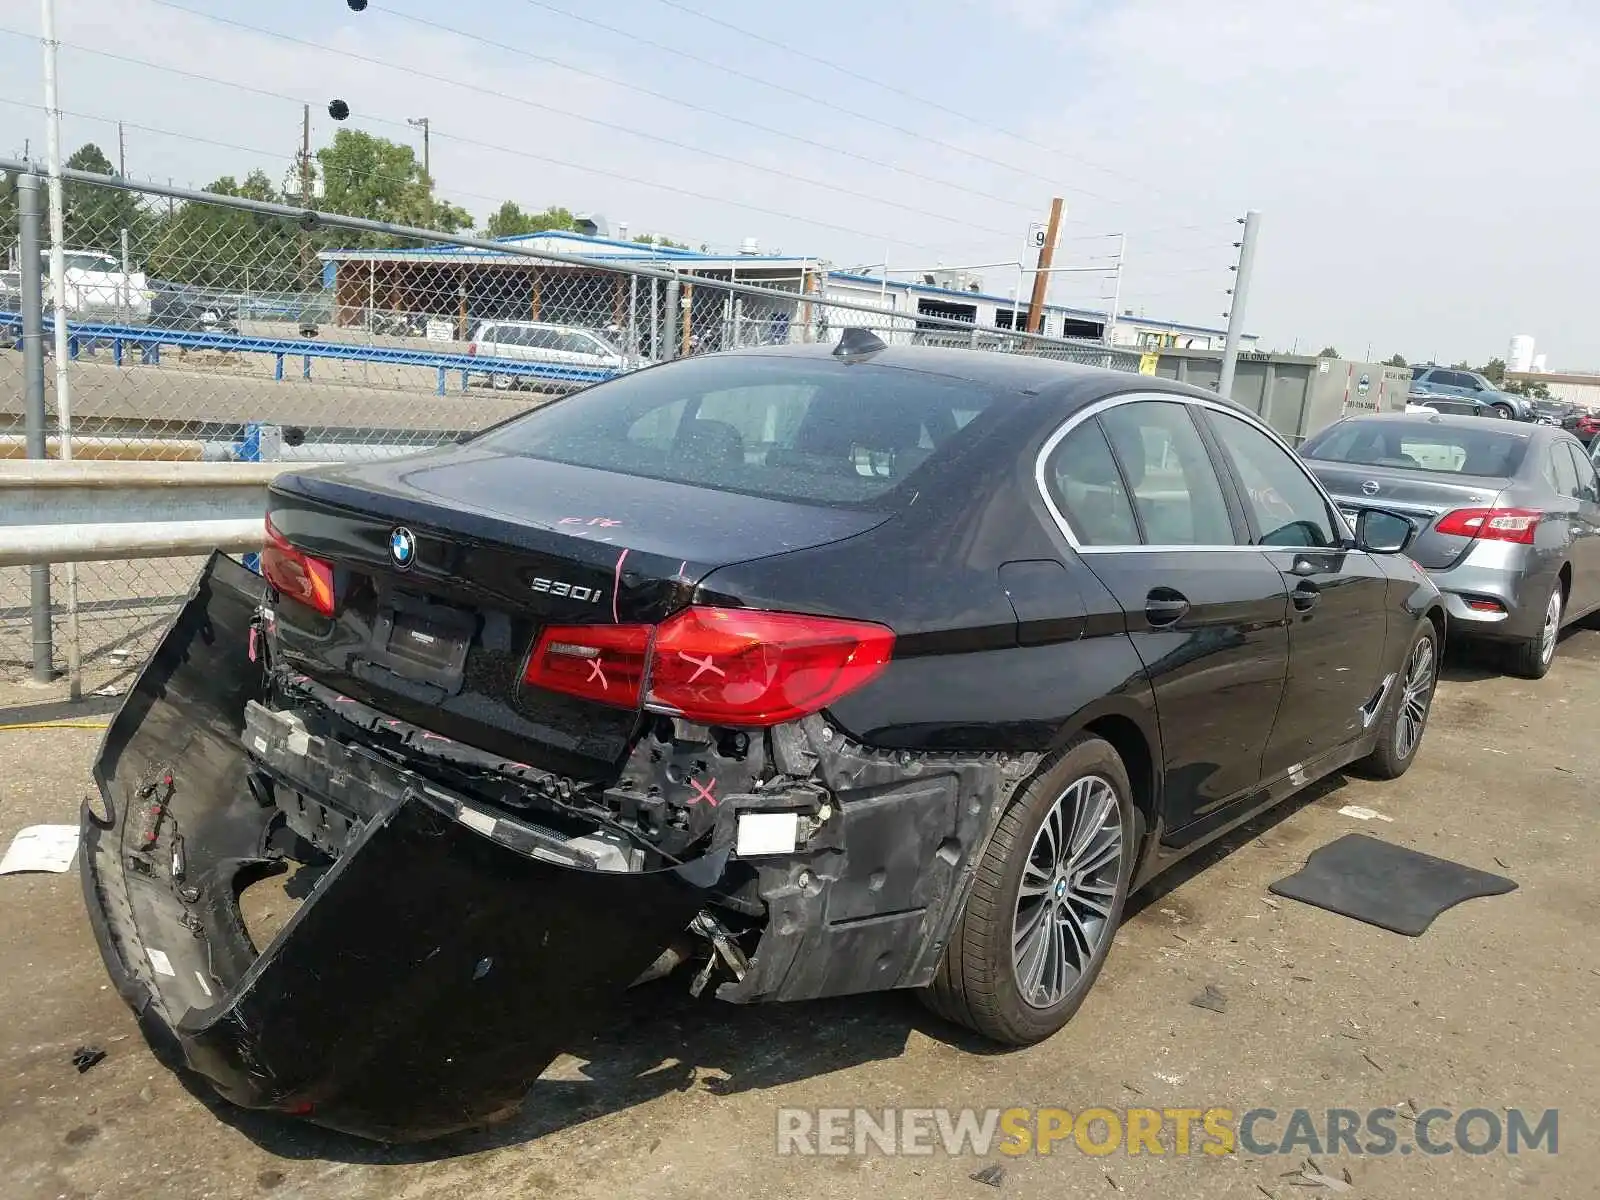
1306 461 1511 570
266 445 892 770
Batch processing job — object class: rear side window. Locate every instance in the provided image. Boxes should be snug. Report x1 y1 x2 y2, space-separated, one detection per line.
1303 420 1530 477
1097 401 1235 546
1045 421 1140 546
1548 444 1580 497
477 355 1003 505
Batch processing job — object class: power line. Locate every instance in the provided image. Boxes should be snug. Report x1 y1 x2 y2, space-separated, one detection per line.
141 0 1024 240
510 0 1123 209
376 3 1037 219
0 51 967 254
645 0 1224 216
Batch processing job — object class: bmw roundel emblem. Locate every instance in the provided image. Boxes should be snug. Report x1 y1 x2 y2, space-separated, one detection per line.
389 526 416 568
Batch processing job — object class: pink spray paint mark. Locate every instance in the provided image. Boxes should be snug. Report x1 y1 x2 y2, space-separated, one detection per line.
689 777 718 807
612 548 629 624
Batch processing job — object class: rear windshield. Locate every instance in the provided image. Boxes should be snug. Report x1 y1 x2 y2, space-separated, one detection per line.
474 355 1001 505
1302 419 1530 476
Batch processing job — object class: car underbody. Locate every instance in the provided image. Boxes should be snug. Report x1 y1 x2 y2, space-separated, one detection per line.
82 554 1038 1142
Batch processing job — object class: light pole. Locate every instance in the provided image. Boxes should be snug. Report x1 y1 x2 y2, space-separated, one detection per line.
407 116 430 180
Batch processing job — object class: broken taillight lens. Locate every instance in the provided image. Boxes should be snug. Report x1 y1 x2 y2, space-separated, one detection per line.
521 607 895 726
524 623 652 708
261 517 336 617
1434 507 1543 545
649 607 895 726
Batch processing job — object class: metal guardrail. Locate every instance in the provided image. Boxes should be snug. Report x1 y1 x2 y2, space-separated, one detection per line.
0 460 314 566
0 311 618 394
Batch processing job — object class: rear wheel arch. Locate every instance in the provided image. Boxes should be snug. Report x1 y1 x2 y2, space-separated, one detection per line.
1080 713 1156 835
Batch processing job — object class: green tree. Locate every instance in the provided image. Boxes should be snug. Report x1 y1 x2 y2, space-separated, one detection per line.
1478 357 1506 385
61 143 152 257
1505 378 1552 400
316 130 471 246
147 171 303 292
1317 345 1340 358
482 201 578 239
1384 353 1407 368
633 232 690 250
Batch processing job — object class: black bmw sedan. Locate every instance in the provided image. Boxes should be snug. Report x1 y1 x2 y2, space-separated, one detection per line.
83 338 1446 1141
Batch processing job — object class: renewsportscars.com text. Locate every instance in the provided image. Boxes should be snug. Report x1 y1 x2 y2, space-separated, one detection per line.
775 1106 1559 1158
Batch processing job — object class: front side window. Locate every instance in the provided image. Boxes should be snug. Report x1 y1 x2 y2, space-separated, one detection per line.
1097 400 1236 546
1207 410 1336 548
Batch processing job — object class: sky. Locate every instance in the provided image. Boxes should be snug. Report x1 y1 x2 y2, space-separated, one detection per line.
1 0 1597 366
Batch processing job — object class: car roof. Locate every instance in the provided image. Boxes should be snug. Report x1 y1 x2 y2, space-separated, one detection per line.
711 342 1234 409
1328 411 1556 439
478 320 590 332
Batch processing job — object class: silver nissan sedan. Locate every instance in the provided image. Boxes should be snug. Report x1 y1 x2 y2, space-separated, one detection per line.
1301 412 1600 678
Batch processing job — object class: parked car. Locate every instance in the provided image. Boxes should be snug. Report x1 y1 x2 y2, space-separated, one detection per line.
1409 365 1534 421
1405 393 1500 419
55 248 152 320
467 319 636 387
1528 397 1583 433
83 340 1444 1141
147 281 240 334
1301 411 1600 677
1575 410 1600 445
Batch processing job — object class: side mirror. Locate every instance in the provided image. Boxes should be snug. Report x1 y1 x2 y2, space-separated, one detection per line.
1353 507 1417 554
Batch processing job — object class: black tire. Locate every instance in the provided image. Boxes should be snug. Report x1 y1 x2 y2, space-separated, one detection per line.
1505 580 1563 679
1354 621 1439 780
921 735 1136 1046
1492 403 1515 420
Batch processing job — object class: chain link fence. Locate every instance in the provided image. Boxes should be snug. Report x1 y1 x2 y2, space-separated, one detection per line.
0 165 1141 695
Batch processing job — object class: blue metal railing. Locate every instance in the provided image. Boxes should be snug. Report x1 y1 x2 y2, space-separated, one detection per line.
0 312 620 395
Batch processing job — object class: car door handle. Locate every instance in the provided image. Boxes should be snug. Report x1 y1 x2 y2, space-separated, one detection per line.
1291 582 1321 611
1144 588 1190 627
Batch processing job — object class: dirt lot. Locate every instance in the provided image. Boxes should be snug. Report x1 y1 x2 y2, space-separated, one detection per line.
1 632 1596 1200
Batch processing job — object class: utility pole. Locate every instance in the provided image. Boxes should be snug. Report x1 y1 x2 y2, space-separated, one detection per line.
408 116 430 179
1104 233 1126 348
117 121 125 176
1025 197 1064 335
1217 209 1262 401
300 104 313 204
299 104 314 288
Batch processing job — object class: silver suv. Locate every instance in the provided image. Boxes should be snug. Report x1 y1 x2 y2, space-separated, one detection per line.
1409 365 1534 421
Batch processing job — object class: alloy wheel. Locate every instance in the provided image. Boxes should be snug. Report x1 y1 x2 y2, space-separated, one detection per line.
1394 636 1435 761
1012 774 1123 1009
1540 590 1562 667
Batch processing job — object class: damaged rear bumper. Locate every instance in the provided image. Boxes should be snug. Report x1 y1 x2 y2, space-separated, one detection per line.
82 553 717 1142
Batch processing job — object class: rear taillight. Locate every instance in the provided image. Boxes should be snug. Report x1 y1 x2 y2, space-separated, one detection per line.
649 607 895 725
521 606 895 727
1434 507 1543 545
261 517 336 616
524 624 651 708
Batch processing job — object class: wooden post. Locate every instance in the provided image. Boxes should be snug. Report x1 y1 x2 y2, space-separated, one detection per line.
457 267 467 340
681 275 694 355
1026 197 1065 335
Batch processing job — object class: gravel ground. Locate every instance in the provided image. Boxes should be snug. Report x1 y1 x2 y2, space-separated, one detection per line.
0 633 1595 1200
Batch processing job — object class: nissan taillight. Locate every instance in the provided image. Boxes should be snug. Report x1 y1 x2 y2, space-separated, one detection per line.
1434 507 1543 545
521 606 895 727
261 517 336 616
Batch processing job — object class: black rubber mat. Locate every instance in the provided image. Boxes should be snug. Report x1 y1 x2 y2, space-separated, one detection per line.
1269 833 1517 936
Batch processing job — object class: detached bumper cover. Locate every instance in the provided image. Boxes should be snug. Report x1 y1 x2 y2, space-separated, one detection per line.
82 553 715 1142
